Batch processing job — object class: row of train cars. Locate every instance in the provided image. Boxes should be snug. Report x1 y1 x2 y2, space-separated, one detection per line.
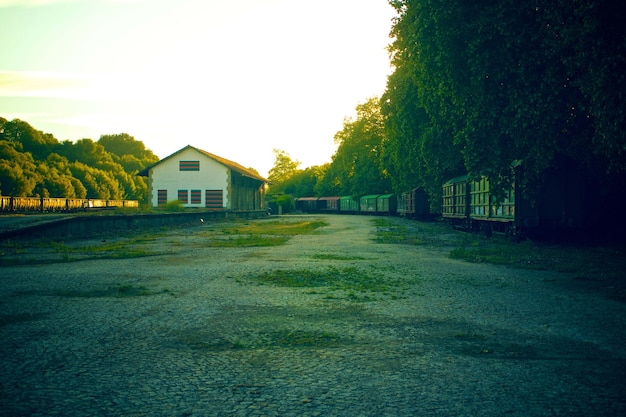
0 196 139 212
296 169 591 238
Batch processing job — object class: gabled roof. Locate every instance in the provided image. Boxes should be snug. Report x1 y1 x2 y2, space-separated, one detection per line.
138 145 268 183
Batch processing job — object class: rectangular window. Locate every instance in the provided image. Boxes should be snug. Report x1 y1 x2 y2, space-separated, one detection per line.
178 189 189 204
205 189 223 209
190 189 201 205
179 160 200 171
157 189 167 206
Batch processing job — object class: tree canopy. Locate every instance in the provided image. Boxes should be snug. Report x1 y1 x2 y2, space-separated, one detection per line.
382 0 626 205
0 117 158 203
316 97 392 197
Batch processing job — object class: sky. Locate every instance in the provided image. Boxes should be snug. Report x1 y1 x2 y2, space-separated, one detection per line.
0 0 397 177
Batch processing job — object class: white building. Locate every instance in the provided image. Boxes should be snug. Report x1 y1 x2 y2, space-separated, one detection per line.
138 145 267 211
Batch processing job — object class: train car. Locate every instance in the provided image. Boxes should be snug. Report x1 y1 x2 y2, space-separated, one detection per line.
1 196 11 212
442 175 470 223
515 167 585 234
106 199 124 208
0 196 140 213
376 194 397 215
468 177 515 234
339 196 360 214
11 197 43 212
67 198 88 211
295 197 318 212
318 196 340 213
360 195 379 214
43 197 72 212
87 199 107 208
398 188 429 219
442 167 586 237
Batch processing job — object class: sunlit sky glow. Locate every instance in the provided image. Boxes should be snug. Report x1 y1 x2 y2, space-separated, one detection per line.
0 0 396 176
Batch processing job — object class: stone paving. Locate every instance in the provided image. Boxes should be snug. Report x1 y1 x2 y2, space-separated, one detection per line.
1 215 625 416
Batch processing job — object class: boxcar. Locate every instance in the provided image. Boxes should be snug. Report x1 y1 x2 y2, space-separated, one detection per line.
123 200 139 208
295 197 318 212
42 197 68 212
515 168 585 233
106 199 124 208
1 196 11 212
318 196 340 213
87 199 107 208
398 188 429 219
376 194 397 215
443 167 586 236
67 198 88 211
360 195 379 214
339 196 360 214
442 175 469 223
12 197 42 212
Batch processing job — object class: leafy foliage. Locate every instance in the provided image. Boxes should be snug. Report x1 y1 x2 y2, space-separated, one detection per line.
0 118 158 203
267 149 301 186
383 0 626 201
316 98 393 197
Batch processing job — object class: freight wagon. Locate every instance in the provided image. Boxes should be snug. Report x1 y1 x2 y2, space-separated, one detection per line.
0 196 140 213
442 168 584 237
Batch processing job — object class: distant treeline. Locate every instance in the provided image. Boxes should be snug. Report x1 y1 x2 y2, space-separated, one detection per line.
0 117 159 205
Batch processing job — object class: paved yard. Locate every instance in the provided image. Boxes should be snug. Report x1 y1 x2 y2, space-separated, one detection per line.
1 215 625 416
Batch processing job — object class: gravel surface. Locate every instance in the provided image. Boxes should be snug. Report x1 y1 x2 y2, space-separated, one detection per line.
1 214 625 416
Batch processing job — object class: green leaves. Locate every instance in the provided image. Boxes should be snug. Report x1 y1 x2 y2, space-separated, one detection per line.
0 118 156 202
323 97 392 196
383 0 626 200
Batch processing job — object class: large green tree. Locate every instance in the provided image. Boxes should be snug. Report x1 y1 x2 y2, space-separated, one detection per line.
319 98 392 197
384 0 626 200
98 133 159 173
267 149 301 188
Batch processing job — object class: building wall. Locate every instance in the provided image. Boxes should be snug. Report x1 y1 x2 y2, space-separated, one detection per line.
149 147 229 208
230 171 265 211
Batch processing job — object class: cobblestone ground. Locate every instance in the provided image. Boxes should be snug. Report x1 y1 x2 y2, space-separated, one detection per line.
1 215 625 416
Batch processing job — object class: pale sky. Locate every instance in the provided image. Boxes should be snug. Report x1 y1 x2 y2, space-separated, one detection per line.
0 0 396 176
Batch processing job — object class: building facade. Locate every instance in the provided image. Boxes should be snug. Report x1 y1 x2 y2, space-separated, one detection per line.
139 145 267 211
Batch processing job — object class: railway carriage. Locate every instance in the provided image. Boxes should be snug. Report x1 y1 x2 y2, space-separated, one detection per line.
339 196 360 213
376 194 397 215
398 187 429 219
442 167 586 237
318 196 340 213
1 196 11 211
295 197 319 212
12 197 42 212
42 197 69 212
359 195 379 214
0 196 139 213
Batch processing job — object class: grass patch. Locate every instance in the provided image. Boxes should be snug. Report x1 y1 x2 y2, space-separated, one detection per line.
221 220 327 236
373 219 418 244
205 235 289 247
178 334 249 351
372 217 459 247
271 329 339 348
312 254 367 261
53 284 171 298
0 234 164 266
177 328 342 351
449 235 626 285
251 266 406 300
200 219 327 248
